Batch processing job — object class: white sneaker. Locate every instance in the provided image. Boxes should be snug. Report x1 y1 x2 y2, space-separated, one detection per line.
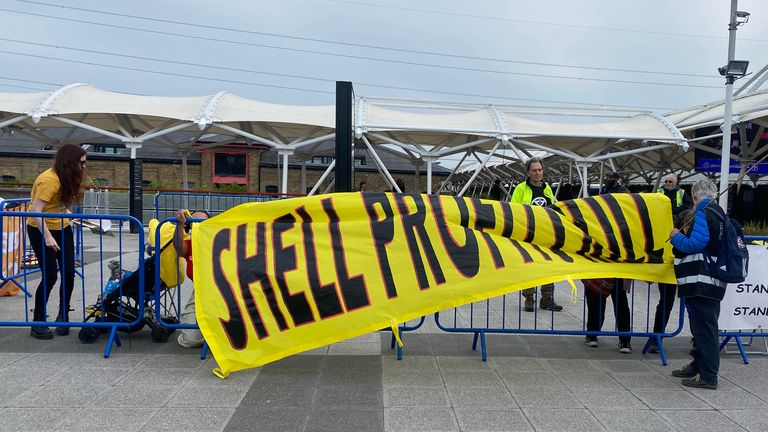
585 336 598 347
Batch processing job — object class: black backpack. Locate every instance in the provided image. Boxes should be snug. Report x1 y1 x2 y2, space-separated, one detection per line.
702 206 749 283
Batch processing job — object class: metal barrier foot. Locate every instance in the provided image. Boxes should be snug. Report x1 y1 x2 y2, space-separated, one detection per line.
641 338 653 354
472 332 479 351
735 336 749 364
658 341 668 366
201 342 208 360
718 336 731 352
480 332 487 361
720 336 750 364
103 325 121 358
641 336 668 365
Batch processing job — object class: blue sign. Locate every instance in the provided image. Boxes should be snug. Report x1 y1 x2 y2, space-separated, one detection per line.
696 158 768 175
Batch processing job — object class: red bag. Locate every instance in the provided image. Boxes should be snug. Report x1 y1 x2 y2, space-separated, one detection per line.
583 279 615 297
583 279 631 297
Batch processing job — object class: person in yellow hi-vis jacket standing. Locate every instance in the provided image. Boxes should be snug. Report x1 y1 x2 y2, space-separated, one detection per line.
511 157 562 312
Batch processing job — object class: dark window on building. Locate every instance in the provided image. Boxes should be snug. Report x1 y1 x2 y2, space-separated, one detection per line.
1 175 17 182
214 153 247 176
142 180 152 188
265 185 279 194
91 144 123 154
354 156 366 167
310 156 334 165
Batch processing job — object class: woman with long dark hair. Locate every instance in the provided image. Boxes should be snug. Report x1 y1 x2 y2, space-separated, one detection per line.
27 144 86 339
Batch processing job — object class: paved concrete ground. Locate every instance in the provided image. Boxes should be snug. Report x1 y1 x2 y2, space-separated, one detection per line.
1 230 767 431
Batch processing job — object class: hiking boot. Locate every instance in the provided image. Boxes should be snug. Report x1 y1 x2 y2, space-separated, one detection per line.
585 336 598 347
540 301 563 312
618 341 633 354
672 362 698 378
54 313 70 336
523 299 535 312
30 326 53 340
681 374 718 390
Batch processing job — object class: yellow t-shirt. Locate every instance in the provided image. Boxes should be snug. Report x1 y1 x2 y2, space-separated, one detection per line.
27 168 70 231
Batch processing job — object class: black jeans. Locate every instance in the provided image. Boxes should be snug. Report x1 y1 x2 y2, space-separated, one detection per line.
26 225 75 323
653 283 677 334
585 279 631 343
687 296 721 383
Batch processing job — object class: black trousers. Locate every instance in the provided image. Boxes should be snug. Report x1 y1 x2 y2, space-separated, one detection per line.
653 283 677 334
26 225 75 323
585 279 631 343
687 296 721 383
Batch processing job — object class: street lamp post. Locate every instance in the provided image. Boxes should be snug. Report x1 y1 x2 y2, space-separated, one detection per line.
718 0 750 210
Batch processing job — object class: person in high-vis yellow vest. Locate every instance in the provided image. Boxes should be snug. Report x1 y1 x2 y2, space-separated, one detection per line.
511 157 562 312
657 174 692 218
649 173 693 353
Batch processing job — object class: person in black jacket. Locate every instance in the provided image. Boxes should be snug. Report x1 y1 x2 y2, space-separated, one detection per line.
584 172 633 353
488 179 503 201
600 171 629 195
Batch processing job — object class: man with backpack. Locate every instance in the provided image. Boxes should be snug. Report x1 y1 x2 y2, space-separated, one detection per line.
649 173 693 353
668 178 748 390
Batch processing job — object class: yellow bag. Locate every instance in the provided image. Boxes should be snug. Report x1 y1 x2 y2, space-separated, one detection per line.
147 218 186 288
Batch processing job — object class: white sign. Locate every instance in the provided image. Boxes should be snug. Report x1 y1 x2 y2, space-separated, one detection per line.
719 245 768 331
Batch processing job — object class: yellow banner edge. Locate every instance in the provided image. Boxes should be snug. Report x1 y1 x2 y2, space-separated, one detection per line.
206 268 675 377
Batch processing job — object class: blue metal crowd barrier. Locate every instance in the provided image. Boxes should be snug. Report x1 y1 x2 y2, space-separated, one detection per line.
719 235 768 364
1 199 90 294
0 198 36 297
151 217 202 356
390 317 426 360
150 216 425 361
153 191 276 221
434 281 687 365
0 208 145 358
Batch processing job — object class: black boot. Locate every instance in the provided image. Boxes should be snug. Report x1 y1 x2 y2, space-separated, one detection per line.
30 326 53 340
55 312 70 336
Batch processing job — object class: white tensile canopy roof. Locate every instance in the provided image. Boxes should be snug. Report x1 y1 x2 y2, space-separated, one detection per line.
357 96 687 195
446 68 768 197
0 84 337 192
0 83 693 195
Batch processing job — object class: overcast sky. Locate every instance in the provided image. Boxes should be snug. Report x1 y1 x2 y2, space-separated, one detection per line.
1 0 767 113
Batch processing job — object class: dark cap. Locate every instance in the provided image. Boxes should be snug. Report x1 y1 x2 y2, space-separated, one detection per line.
605 172 621 179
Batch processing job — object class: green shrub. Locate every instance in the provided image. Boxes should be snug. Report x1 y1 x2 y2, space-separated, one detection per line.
742 220 768 236
216 183 247 193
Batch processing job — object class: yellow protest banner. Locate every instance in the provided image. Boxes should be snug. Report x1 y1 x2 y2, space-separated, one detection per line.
192 192 674 377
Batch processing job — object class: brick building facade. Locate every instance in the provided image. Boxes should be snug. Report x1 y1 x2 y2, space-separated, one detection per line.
0 144 450 195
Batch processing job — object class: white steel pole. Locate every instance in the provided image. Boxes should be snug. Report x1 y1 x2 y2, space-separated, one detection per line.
719 0 739 210
281 151 290 196
426 158 433 194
